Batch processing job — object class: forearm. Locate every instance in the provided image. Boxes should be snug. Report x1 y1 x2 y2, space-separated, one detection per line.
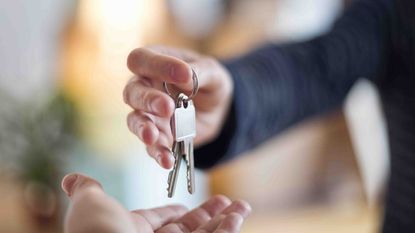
195 0 392 168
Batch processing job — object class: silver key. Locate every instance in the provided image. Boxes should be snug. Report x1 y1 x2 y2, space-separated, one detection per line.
167 93 196 198
167 140 182 197
184 136 195 194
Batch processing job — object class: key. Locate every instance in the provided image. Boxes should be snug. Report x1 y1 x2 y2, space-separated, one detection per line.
167 93 196 198
184 136 195 194
167 141 182 198
171 94 196 142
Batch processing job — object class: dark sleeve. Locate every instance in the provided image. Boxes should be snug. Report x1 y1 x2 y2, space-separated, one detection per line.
195 0 393 169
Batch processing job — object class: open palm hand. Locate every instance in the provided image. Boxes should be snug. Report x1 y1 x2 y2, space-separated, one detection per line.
62 173 251 233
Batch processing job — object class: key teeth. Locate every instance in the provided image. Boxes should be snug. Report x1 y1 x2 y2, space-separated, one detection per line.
186 172 190 189
167 171 173 190
167 151 180 198
186 167 193 193
167 169 176 198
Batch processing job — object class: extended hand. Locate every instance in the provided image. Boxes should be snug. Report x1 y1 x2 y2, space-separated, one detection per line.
124 46 233 169
62 173 251 233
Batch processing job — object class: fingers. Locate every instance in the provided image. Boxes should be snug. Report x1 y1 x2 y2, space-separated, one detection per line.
219 200 251 218
125 46 232 169
126 47 222 94
155 196 251 233
127 48 192 84
177 195 232 231
193 215 225 233
127 110 173 144
127 111 159 145
195 200 251 233
124 78 175 117
194 213 243 233
124 79 175 169
144 45 219 85
156 195 231 233
127 110 175 169
213 213 244 233
146 141 175 169
61 173 103 200
131 205 188 231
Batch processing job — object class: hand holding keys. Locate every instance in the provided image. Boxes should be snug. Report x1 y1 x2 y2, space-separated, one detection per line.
164 70 198 197
124 46 233 190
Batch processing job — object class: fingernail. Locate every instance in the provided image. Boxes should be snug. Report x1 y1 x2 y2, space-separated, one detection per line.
62 174 78 196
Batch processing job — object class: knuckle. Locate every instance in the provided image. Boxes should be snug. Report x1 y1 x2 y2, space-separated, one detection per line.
140 91 152 111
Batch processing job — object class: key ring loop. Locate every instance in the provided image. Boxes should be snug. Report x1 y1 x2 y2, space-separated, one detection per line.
163 68 199 101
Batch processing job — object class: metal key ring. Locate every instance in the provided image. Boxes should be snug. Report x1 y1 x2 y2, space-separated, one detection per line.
163 69 199 101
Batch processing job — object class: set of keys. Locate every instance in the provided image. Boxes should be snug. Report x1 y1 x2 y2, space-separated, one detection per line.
163 70 198 198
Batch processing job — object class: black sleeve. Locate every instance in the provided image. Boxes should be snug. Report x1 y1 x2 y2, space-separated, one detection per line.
195 0 393 169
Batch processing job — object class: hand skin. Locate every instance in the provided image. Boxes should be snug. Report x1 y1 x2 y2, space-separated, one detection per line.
124 46 233 169
62 173 251 233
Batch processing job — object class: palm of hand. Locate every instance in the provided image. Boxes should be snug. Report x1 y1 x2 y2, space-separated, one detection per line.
131 196 248 233
63 174 250 233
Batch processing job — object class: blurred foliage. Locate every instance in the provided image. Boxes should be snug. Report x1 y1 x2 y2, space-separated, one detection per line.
0 89 78 188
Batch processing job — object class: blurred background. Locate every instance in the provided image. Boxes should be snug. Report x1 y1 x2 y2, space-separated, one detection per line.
0 0 388 232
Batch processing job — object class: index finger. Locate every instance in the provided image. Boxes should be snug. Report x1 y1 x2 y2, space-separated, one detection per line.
127 48 192 84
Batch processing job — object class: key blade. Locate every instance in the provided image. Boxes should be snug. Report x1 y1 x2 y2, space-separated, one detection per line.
167 142 182 198
167 169 177 198
167 165 180 198
184 138 195 194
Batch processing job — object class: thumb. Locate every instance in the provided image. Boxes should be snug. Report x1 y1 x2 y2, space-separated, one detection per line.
61 173 103 200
